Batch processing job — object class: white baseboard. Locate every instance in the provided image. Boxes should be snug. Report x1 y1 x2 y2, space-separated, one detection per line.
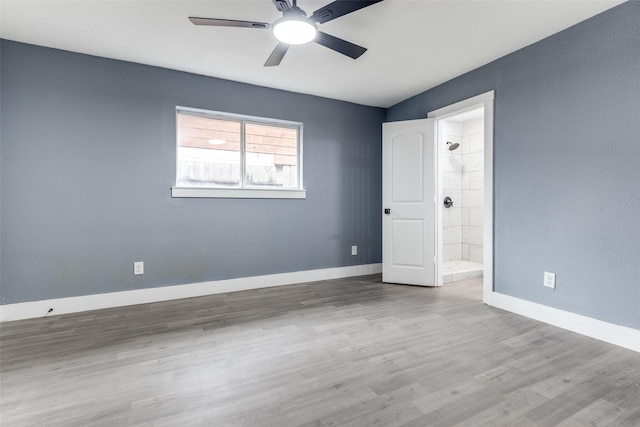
0 264 382 322
491 292 640 353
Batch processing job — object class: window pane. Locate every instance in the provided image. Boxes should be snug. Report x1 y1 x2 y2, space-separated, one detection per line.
176 112 241 187
245 123 298 188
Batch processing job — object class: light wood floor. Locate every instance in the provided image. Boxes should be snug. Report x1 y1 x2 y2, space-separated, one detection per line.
1 275 639 426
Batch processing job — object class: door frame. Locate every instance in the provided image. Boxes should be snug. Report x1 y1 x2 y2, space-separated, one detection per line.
427 90 495 305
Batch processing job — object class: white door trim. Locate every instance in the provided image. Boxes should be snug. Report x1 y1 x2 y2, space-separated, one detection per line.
428 90 495 305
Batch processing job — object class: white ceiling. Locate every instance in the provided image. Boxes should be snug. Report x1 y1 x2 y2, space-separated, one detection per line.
0 0 623 108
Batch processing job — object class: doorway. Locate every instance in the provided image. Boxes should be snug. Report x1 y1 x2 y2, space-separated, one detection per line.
382 91 494 303
428 91 494 304
438 107 485 283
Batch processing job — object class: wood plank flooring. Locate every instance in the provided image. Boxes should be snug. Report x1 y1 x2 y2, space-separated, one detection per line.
1 275 639 426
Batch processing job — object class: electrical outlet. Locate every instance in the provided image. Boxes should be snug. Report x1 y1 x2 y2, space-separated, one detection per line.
544 271 556 289
351 245 358 256
134 261 144 275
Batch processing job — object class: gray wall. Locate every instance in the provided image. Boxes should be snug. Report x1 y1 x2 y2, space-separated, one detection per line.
389 1 640 329
0 40 385 304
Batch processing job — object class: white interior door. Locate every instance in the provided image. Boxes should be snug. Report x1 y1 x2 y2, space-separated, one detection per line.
382 119 437 286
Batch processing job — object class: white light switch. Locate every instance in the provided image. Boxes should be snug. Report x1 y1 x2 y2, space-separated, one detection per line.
351 245 358 256
134 261 144 275
544 271 555 289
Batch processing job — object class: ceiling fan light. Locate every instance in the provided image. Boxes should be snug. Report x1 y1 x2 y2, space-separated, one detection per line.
273 17 317 45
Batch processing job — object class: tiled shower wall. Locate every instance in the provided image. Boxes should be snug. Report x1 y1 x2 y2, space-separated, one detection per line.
461 117 484 264
441 116 484 263
441 121 463 262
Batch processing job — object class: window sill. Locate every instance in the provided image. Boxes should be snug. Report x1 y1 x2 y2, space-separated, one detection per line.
171 187 307 199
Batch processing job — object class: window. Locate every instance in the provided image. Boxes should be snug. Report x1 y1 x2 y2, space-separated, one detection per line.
172 107 305 199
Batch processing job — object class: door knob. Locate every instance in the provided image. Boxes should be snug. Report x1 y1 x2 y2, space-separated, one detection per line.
444 197 453 208
384 208 391 215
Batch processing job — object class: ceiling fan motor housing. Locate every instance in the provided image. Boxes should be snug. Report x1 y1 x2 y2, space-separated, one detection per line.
273 6 318 45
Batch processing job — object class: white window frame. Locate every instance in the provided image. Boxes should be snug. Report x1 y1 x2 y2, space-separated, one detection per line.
171 106 306 199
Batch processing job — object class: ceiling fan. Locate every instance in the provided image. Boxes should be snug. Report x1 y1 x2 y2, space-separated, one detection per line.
189 0 384 67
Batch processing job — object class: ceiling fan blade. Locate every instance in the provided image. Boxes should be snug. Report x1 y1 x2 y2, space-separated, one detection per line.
264 43 290 67
271 0 292 12
189 17 271 29
314 31 367 59
309 0 384 24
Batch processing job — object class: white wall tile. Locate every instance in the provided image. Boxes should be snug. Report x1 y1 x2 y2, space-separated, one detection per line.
443 244 450 262
449 243 462 261
469 171 484 190
442 207 450 227
469 208 483 227
470 244 484 264
462 136 471 155
462 208 470 226
462 171 470 190
462 133 484 154
441 153 462 172
462 117 483 135
449 207 462 226
443 226 462 244
442 171 462 190
462 243 470 260
463 189 484 208
462 151 484 172
463 226 483 245
441 121 462 136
